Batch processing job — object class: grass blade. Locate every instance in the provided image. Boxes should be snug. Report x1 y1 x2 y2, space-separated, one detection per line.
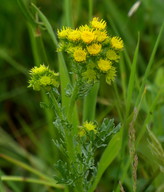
136 23 164 107
125 34 140 118
1 176 65 189
17 0 35 25
83 83 99 121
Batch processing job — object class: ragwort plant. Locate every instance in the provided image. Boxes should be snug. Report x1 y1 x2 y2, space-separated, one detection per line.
28 17 123 192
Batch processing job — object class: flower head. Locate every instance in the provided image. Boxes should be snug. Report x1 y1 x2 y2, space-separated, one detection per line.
83 121 97 133
57 27 71 39
106 49 120 62
98 59 112 72
87 43 102 55
30 65 47 74
67 29 81 41
81 30 95 44
106 66 117 84
28 65 59 91
111 37 124 50
73 48 87 62
91 17 106 30
94 30 108 42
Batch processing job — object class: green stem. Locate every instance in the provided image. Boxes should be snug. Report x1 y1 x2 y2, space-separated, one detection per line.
67 83 79 123
88 0 93 21
49 91 63 120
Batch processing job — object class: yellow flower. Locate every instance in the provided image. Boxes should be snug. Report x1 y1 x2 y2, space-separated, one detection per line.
31 65 47 74
81 30 95 44
106 49 120 61
91 17 106 30
83 121 97 133
111 36 123 50
40 76 51 86
98 59 112 72
87 43 102 55
106 66 117 84
94 30 107 42
29 65 59 91
57 27 71 39
73 48 87 62
67 30 81 41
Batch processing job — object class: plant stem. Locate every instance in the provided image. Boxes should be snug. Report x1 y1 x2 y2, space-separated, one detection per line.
67 83 79 123
49 91 63 120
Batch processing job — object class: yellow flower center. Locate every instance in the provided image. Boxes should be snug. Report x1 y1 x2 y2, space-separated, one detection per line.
91 17 106 30
87 43 102 55
98 59 112 72
111 37 123 50
73 48 87 62
81 31 95 44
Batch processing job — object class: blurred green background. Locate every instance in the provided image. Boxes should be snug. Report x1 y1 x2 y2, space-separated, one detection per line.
0 0 164 191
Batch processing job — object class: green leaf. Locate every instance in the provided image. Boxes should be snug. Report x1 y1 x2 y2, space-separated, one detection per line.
125 34 140 118
83 82 99 121
135 22 164 107
89 128 122 192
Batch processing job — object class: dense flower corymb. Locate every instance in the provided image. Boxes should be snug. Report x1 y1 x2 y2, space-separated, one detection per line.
57 17 123 85
28 65 59 91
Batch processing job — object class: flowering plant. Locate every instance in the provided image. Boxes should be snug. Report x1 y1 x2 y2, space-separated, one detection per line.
28 17 123 192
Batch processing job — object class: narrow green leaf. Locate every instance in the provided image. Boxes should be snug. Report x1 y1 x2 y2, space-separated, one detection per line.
64 0 73 27
136 23 164 107
17 0 35 25
125 34 140 118
83 82 99 121
1 176 65 189
31 3 58 47
89 128 122 192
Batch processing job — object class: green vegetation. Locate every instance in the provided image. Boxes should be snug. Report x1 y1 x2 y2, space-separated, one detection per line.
0 0 164 191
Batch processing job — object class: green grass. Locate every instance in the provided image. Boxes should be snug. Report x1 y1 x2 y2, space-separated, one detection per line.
0 0 164 191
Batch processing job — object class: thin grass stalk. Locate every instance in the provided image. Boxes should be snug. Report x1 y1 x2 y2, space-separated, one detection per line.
1 176 65 189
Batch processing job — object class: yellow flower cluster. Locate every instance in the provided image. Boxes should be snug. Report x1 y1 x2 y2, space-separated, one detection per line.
28 65 59 91
57 17 123 84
